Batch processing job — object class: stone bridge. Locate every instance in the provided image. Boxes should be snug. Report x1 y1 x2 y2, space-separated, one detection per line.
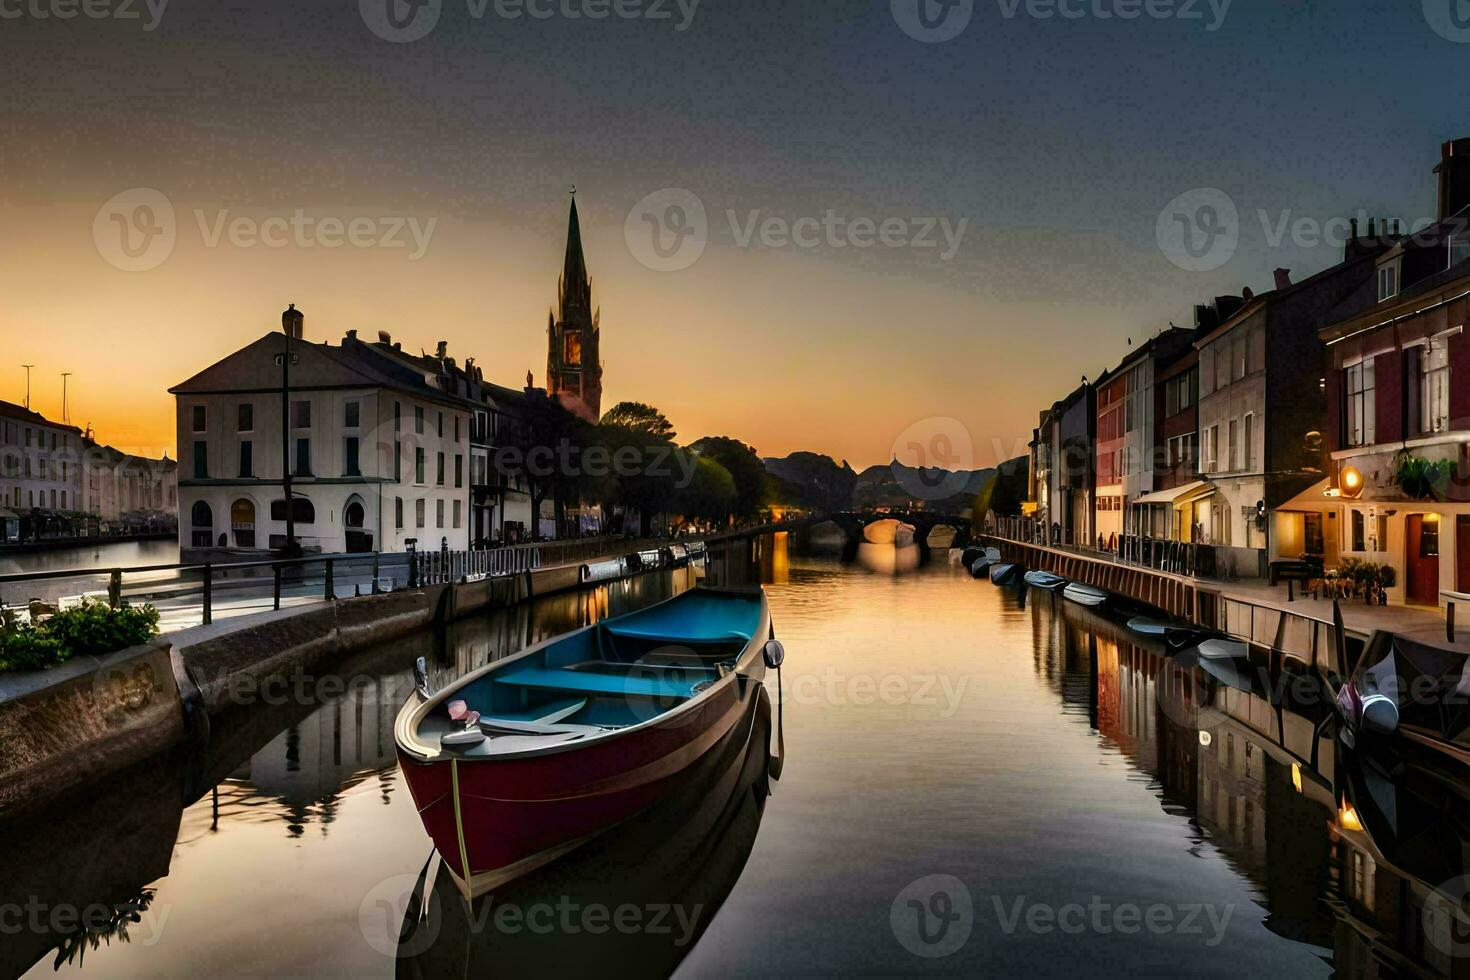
820 511 973 550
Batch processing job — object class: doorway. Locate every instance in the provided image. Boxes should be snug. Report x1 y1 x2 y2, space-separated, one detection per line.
1457 515 1470 593
1405 513 1441 605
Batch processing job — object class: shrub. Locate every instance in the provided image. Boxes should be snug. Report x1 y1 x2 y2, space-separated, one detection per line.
1394 455 1456 501
0 600 160 673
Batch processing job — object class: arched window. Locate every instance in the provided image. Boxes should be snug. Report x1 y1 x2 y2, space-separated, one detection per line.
231 498 256 548
344 499 365 528
190 500 213 548
270 497 315 524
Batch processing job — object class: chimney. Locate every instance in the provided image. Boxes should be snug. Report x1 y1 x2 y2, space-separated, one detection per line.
378 330 392 345
281 303 304 340
435 340 448 360
1432 140 1470 221
1273 268 1292 290
345 329 357 341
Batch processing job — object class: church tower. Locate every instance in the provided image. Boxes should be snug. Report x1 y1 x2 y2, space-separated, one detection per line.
546 191 602 423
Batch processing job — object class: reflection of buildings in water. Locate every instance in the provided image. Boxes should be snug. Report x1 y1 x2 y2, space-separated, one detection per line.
194 678 403 837
705 533 783 588
1049 601 1341 951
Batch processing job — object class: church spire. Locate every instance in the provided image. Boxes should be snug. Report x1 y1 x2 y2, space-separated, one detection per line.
562 189 588 295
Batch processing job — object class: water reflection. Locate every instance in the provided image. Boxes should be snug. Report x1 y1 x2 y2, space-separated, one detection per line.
17 540 1470 976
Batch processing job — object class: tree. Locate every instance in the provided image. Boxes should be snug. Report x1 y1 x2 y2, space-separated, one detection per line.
500 391 593 540
598 401 679 537
678 455 737 527
689 436 765 522
600 402 676 442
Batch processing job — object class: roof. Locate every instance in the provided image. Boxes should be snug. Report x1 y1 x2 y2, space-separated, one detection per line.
0 400 81 435
170 332 481 411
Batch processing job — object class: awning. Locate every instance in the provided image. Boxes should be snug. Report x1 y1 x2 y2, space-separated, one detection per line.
1132 480 1211 507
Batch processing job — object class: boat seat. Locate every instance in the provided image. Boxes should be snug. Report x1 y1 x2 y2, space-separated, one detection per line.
493 665 713 700
478 717 604 737
565 659 713 676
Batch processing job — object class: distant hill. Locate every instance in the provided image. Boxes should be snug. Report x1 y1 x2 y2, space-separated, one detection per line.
763 453 997 513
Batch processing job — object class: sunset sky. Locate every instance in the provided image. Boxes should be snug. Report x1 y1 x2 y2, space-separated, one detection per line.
1 1 1465 468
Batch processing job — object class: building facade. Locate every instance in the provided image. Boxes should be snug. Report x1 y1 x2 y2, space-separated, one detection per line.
170 309 474 559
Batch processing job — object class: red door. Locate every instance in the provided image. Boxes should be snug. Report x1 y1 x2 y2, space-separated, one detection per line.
1406 514 1441 605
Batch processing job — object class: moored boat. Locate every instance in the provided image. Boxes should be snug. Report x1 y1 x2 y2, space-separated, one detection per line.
1126 616 1217 650
1023 570 1067 591
989 562 1023 585
1062 582 1108 608
393 586 782 899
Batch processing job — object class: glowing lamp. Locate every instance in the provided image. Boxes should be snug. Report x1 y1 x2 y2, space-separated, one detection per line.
1338 800 1364 832
1341 466 1363 498
1291 763 1303 795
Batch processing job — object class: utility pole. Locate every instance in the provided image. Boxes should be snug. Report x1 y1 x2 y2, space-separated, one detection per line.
21 365 33 410
60 372 72 423
275 305 302 555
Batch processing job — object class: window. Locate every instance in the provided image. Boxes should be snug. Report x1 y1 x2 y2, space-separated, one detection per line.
1378 263 1399 302
437 412 444 438
394 440 402 482
344 437 360 476
454 416 460 442
193 440 208 479
190 500 213 547
1205 425 1219 473
1227 419 1239 471
565 331 582 366
1452 235 1470 270
270 497 315 524
436 452 445 486
436 499 445 528
454 454 463 488
1344 359 1376 447
1424 336 1451 434
293 400 311 428
294 438 311 476
453 500 462 528
1351 510 1365 551
1244 413 1255 470
415 447 426 484
345 400 360 428
238 403 253 432
1304 513 1324 556
394 401 401 433
415 406 424 434
1422 515 1441 558
395 497 404 529
1376 514 1388 551
1233 334 1247 381
239 440 253 478
415 498 425 528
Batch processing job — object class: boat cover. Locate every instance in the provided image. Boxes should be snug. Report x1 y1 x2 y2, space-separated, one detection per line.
602 591 760 644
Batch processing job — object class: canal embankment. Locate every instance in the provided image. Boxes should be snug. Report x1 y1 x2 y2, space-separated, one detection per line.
0 522 804 817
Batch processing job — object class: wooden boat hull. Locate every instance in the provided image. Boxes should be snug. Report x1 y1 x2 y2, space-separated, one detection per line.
989 562 1023 585
395 588 772 898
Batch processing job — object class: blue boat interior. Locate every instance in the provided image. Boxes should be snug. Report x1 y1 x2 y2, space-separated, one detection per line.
421 589 763 745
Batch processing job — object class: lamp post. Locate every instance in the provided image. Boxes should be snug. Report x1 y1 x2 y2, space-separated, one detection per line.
275 304 303 555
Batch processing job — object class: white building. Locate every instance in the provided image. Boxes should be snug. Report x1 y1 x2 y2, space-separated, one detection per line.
170 307 474 559
0 401 84 515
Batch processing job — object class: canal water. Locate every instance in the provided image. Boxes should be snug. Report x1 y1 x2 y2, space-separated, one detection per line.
2 533 1458 976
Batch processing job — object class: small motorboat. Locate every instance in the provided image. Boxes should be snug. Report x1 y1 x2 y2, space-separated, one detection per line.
1062 582 1108 608
394 586 781 899
1023 570 1067 591
989 562 1024 586
1331 629 1470 752
968 557 993 578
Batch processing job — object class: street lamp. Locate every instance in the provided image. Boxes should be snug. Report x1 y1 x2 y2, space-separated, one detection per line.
275 304 303 555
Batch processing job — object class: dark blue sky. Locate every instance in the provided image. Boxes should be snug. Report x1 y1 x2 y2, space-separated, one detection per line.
2 0 1467 464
